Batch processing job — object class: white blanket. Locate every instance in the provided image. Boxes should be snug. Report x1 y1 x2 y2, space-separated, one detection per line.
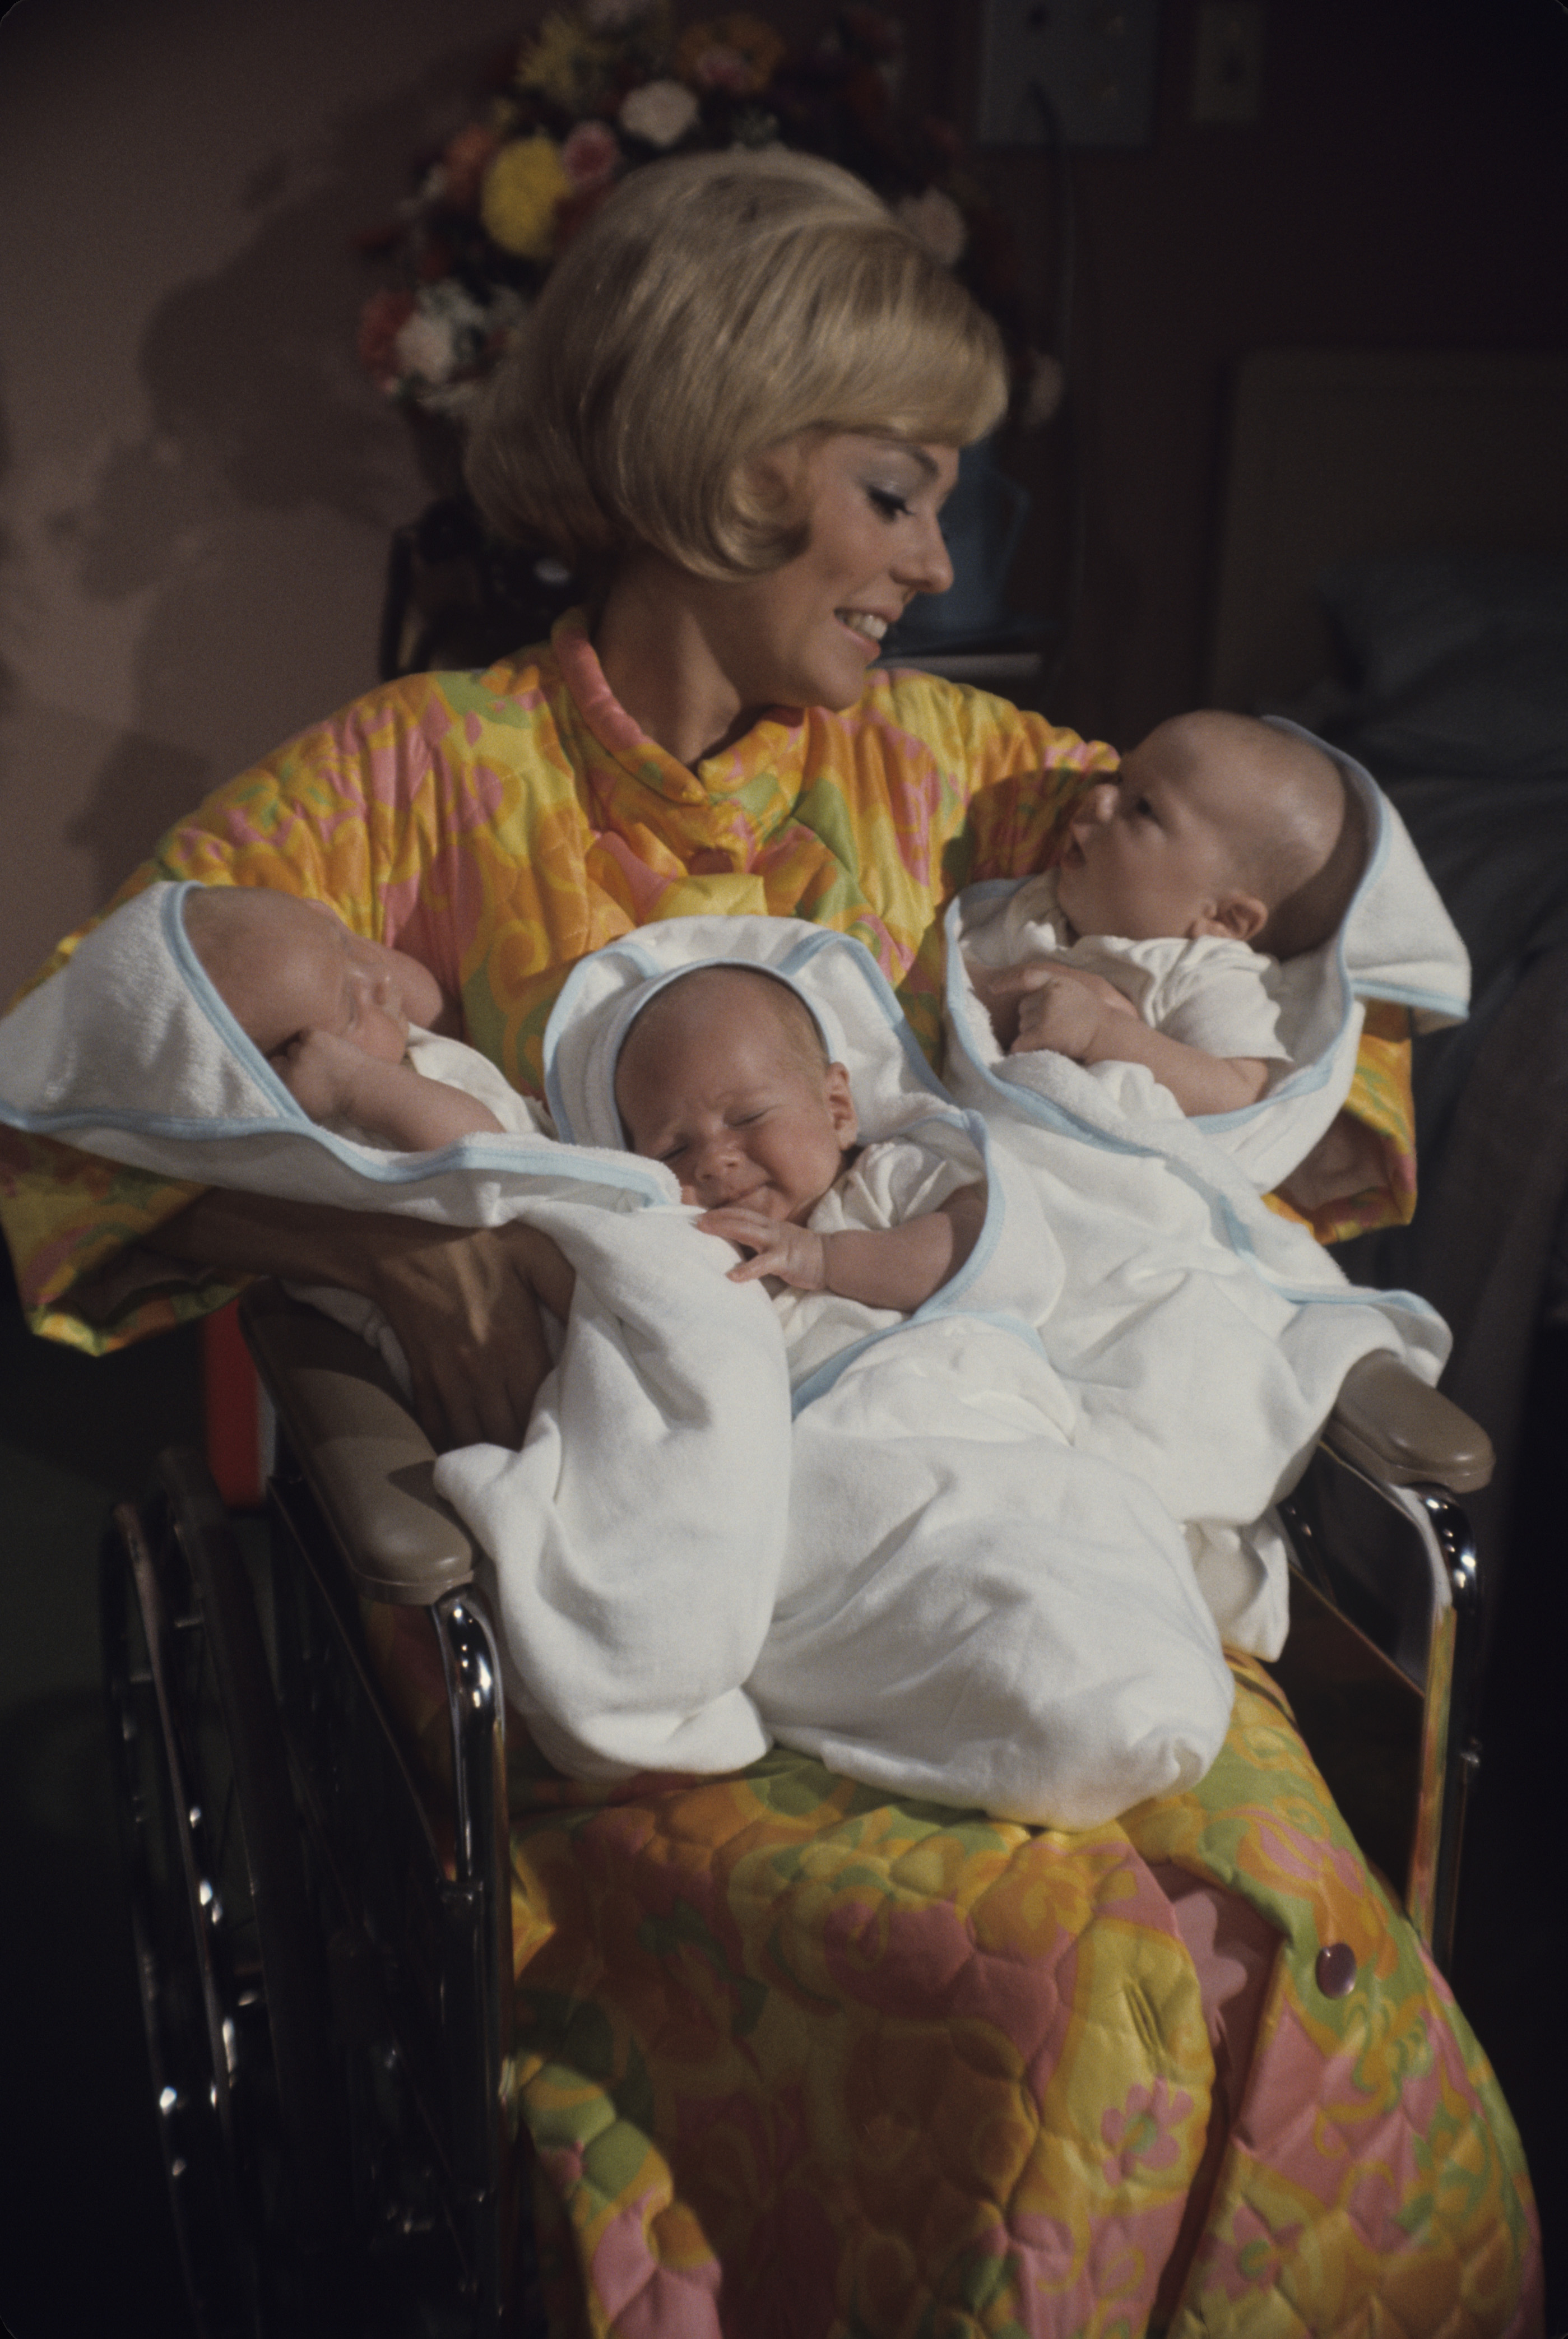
938 741 1463 1652
0 874 1452 1827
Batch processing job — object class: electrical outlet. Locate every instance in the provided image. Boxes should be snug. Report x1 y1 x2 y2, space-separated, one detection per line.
1191 1 1264 126
976 0 1162 150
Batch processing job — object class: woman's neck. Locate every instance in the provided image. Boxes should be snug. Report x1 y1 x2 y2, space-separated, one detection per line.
593 552 776 768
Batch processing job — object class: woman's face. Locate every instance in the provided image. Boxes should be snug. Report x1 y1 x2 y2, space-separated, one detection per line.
715 432 959 713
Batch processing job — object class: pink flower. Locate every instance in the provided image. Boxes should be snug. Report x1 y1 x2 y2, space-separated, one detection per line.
688 43 752 92
560 119 620 192
439 122 501 212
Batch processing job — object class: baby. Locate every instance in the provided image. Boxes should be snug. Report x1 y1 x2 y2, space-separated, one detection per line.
966 712 1361 1116
182 885 536 1145
614 965 986 1310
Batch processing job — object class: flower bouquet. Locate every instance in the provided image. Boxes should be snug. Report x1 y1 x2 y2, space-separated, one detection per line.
356 2 1044 426
356 3 1061 674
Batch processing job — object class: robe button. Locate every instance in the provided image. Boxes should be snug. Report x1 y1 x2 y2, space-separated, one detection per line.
1315 1942 1357 1998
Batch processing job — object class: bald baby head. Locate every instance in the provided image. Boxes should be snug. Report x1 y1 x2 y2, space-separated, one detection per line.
1111 713 1360 958
614 964 856 1220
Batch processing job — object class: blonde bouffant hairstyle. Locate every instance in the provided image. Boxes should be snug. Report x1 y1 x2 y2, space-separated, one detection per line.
464 148 1009 580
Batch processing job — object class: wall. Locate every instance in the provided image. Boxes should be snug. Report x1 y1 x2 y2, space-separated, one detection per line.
2 0 1565 1002
0 0 534 999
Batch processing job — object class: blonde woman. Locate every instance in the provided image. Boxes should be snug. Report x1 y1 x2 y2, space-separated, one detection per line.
4 151 1406 1447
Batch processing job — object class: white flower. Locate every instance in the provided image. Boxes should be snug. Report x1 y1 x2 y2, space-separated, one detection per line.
896 186 967 268
423 279 489 330
619 78 701 150
393 281 488 387
395 309 460 386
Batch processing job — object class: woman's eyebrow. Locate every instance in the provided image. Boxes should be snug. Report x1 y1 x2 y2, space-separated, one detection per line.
866 436 939 477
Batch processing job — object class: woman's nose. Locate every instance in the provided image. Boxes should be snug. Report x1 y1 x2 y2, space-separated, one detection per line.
896 513 954 598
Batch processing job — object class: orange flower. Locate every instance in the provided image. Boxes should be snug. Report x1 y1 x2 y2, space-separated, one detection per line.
440 122 502 211
675 13 785 98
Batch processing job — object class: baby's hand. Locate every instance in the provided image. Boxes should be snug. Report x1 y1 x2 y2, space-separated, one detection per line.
269 1027 370 1122
968 957 1138 1054
964 954 1028 1050
697 1206 828 1290
1001 963 1138 1058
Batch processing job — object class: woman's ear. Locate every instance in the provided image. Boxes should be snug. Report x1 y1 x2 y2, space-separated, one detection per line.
824 1061 859 1145
1192 892 1268 944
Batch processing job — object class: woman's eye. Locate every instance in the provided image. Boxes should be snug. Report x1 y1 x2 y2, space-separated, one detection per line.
867 488 911 520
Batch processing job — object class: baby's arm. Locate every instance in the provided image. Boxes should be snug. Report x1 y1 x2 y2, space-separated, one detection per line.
272 1029 504 1147
994 964 1272 1115
699 1183 987 1312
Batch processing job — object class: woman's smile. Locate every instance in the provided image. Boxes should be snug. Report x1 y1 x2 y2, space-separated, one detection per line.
723 431 959 713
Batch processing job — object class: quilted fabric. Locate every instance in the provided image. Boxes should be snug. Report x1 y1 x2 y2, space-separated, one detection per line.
479 1658 1539 2336
0 619 1411 1349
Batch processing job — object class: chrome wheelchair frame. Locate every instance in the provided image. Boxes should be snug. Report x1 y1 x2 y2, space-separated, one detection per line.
100 1283 1493 2336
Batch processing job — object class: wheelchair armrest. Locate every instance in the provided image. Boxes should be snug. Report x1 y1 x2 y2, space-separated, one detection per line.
239 1281 476 1605
1323 1351 1493 1496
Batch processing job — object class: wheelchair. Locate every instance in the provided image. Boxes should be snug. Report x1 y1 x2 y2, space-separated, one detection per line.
99 1279 1495 2338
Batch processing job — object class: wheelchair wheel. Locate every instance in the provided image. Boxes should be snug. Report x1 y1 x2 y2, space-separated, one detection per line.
102 1447 350 2338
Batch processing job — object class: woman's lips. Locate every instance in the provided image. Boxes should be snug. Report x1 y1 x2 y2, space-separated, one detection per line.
835 609 890 650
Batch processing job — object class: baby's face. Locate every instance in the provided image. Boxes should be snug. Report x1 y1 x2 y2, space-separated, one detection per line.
1055 728 1253 942
616 992 856 1222
205 893 442 1064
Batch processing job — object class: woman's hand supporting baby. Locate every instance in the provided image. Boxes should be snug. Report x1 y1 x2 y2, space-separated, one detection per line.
150 1188 574 1452
698 1184 986 1314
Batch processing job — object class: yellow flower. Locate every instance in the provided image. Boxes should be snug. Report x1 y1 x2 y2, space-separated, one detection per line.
517 13 614 114
481 135 573 262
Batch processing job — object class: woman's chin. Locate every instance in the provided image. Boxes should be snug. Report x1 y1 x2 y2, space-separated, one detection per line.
818 658 879 711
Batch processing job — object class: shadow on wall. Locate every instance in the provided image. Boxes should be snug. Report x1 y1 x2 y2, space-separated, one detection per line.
50 41 505 908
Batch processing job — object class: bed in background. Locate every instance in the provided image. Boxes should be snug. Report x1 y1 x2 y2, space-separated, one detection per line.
1207 345 1568 2304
